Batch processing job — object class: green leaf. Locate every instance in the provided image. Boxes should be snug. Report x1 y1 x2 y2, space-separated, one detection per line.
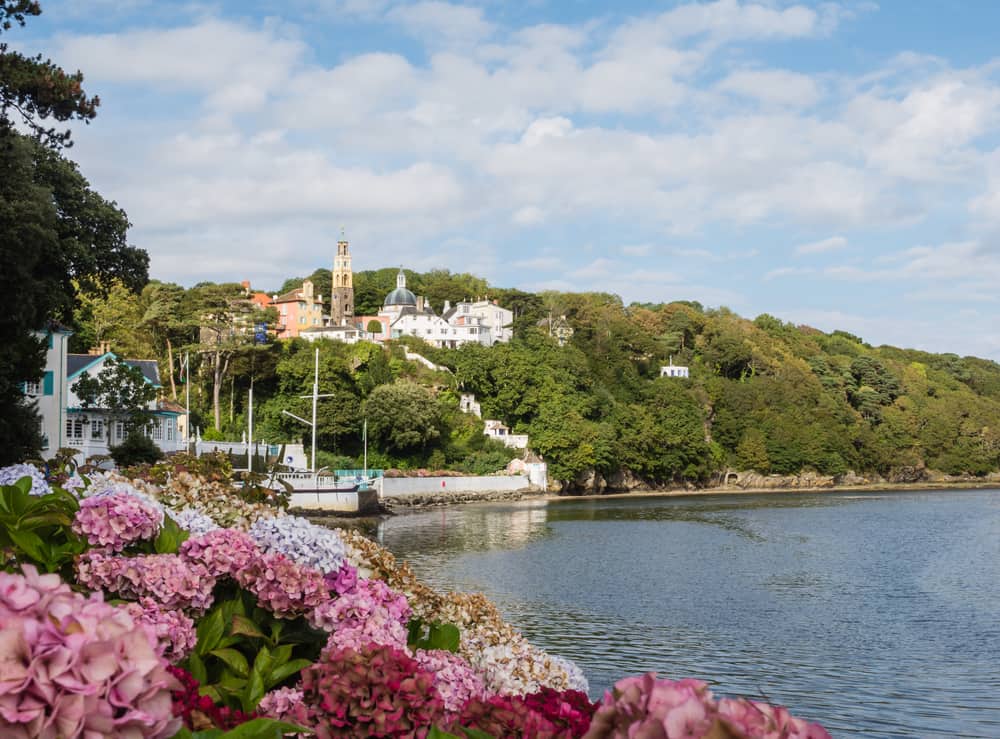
267 658 312 686
187 652 208 685
253 645 273 677
189 729 224 739
7 529 46 562
407 617 425 645
244 668 266 714
196 606 227 656
210 648 249 678
427 623 461 653
459 729 497 739
271 644 293 666
427 729 463 739
230 614 265 639
214 718 313 738
216 671 248 692
155 514 189 554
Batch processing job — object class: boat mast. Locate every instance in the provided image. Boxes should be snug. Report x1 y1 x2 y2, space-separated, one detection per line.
311 347 318 473
281 347 334 474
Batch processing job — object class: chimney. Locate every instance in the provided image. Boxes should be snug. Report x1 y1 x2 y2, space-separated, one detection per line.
241 280 250 292
444 300 451 312
417 296 425 311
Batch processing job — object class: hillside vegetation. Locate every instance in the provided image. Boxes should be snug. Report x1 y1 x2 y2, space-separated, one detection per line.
73 269 1000 490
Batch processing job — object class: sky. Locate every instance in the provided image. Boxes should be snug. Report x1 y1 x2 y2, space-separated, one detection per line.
12 0 1000 359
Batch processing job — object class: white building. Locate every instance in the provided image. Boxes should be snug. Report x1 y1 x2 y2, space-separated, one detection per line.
63 351 184 458
459 393 481 417
442 299 513 345
378 271 494 349
25 326 72 453
300 325 364 344
484 419 529 449
660 359 690 378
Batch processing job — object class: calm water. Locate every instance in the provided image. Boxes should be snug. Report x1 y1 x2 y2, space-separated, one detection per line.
375 490 1000 738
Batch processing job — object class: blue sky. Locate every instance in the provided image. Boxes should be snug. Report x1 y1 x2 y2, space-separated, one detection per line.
13 0 1000 359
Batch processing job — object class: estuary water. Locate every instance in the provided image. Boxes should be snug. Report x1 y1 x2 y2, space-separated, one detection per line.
375 490 1000 738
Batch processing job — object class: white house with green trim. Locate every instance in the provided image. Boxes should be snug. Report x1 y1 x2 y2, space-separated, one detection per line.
26 326 73 452
26 326 185 458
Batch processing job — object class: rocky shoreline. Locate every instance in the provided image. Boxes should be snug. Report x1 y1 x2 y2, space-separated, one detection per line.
297 470 1000 526
559 466 1000 496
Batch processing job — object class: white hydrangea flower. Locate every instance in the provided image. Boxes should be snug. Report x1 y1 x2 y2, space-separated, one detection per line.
172 507 220 535
548 654 590 694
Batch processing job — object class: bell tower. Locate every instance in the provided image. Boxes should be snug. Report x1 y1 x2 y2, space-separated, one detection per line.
330 228 355 326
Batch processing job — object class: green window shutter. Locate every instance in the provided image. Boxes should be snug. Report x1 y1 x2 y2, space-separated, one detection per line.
43 371 54 395
47 333 54 349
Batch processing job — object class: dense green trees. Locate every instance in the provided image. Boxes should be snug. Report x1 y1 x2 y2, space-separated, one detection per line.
0 1 147 463
43 257 1000 486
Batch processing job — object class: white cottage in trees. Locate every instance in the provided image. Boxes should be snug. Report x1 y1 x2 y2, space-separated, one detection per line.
23 326 185 459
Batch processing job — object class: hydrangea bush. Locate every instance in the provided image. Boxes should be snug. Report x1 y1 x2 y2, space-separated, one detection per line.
0 461 834 738
0 565 180 738
76 550 216 614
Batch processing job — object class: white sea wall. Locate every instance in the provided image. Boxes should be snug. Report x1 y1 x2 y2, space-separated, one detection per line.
382 475 532 497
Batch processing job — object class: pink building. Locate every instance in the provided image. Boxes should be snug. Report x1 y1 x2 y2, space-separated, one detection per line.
272 279 325 339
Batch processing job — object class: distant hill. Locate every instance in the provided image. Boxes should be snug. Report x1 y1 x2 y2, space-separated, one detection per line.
174 270 1000 490
362 280 1000 488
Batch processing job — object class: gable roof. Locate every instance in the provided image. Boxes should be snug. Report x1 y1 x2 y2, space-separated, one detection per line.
68 353 161 387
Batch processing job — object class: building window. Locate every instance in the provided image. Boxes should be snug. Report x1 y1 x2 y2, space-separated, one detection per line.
167 422 174 441
23 381 39 396
91 419 104 440
65 418 83 439
152 419 163 441
299 316 305 324
115 421 125 441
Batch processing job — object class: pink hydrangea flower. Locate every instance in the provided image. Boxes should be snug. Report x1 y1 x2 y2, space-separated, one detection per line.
180 528 262 578
0 565 180 739
718 698 832 739
323 561 358 596
584 674 832 739
124 598 198 663
72 491 163 551
310 578 411 652
76 551 216 614
257 686 304 721
235 552 327 618
414 649 487 715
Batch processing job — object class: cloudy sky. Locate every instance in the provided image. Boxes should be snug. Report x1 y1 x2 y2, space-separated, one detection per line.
14 0 1000 359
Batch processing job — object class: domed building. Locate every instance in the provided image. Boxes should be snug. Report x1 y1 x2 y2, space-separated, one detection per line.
381 270 418 317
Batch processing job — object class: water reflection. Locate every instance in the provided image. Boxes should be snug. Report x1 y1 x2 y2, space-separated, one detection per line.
378 489 1000 738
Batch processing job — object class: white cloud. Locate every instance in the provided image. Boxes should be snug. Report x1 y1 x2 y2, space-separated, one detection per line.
54 20 306 113
628 0 824 43
512 206 546 226
387 1 493 43
621 244 652 256
795 236 847 255
717 69 821 107
765 266 815 280
512 256 561 270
